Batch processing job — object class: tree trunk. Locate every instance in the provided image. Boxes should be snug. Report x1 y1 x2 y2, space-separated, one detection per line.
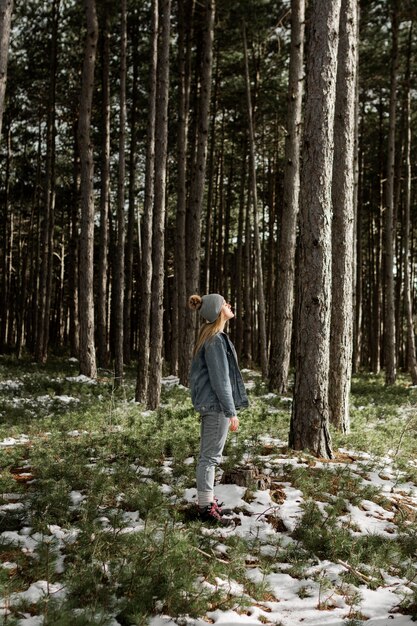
242 21 268 378
69 123 80 357
77 0 98 379
289 0 341 459
135 0 158 403
174 0 194 380
35 0 59 363
147 0 171 409
269 0 305 393
0 0 13 142
329 0 358 433
403 23 417 384
182 0 215 386
114 0 127 387
97 8 110 368
384 0 399 385
124 14 140 365
235 142 247 360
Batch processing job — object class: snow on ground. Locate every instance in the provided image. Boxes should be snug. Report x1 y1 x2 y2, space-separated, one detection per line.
65 374 97 384
0 379 24 390
1 384 416 626
0 434 30 447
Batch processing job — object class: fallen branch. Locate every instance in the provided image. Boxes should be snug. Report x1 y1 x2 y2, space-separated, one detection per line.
193 546 229 564
336 559 378 585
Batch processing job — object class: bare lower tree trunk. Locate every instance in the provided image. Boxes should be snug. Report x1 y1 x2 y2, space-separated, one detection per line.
242 21 268 378
35 0 59 363
329 0 358 433
182 0 215 386
69 125 80 357
97 8 110 368
147 0 171 409
269 0 305 392
0 0 13 141
124 16 140 365
384 0 399 386
290 0 341 459
135 0 158 403
77 0 98 379
403 23 417 384
114 0 127 387
175 0 194 380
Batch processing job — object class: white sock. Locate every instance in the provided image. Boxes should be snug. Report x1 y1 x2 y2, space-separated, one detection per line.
198 490 214 508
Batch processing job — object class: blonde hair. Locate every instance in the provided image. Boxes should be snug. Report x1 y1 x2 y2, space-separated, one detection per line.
193 316 225 356
188 294 225 356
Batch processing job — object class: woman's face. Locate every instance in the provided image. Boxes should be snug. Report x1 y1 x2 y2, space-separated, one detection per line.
221 301 235 321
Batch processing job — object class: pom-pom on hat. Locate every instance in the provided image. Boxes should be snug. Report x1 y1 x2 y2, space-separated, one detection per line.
188 293 224 323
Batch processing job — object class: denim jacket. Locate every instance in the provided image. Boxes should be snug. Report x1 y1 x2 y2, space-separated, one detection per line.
189 332 249 417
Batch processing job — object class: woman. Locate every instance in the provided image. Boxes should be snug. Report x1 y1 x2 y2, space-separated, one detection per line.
188 293 249 524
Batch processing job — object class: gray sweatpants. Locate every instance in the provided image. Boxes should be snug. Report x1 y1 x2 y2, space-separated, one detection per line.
196 411 230 493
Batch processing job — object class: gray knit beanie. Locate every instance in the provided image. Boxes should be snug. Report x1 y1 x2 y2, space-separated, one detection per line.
200 293 224 323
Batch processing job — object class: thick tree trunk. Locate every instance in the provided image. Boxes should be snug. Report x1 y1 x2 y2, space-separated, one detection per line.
181 0 215 387
77 0 98 379
97 9 110 368
0 0 13 141
384 0 399 385
114 0 127 387
269 0 305 393
242 21 268 378
135 0 158 403
403 24 417 384
329 0 358 433
147 0 171 409
289 0 341 459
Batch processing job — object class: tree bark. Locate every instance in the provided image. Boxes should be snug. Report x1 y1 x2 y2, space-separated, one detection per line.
77 0 98 379
69 123 80 357
269 0 305 393
114 0 127 387
182 0 215 387
329 0 358 433
0 0 13 142
97 7 111 368
174 0 194 380
135 0 158 403
403 23 417 384
384 0 399 386
35 0 59 363
147 0 171 409
124 13 140 365
289 0 341 459
242 20 268 378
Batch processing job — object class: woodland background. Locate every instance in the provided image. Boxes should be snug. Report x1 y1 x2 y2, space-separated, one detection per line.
0 0 417 458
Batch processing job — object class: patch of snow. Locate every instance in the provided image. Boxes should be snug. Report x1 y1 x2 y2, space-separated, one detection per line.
0 380 23 390
161 375 180 387
70 491 86 507
55 395 80 404
65 374 97 385
0 434 30 447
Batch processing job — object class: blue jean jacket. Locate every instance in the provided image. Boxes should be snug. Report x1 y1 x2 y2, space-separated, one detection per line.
189 332 249 417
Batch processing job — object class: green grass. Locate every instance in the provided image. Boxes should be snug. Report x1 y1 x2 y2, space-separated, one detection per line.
0 357 416 622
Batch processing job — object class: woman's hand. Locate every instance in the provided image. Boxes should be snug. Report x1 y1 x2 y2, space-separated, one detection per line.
229 416 239 432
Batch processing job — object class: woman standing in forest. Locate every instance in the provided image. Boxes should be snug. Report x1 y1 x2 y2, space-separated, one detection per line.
188 293 249 525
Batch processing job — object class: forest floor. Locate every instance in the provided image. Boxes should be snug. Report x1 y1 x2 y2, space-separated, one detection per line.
0 356 416 626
